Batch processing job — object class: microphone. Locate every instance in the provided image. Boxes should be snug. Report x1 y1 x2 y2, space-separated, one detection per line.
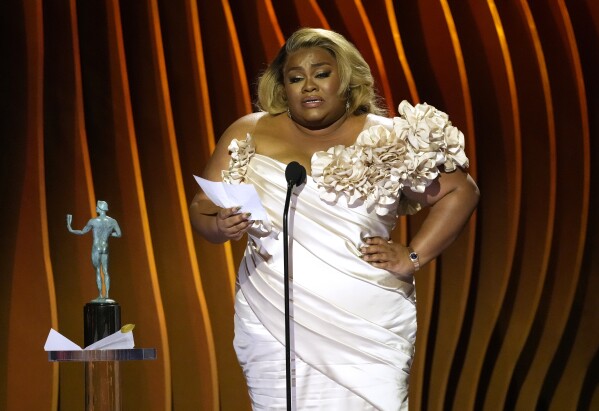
285 161 306 187
282 161 305 410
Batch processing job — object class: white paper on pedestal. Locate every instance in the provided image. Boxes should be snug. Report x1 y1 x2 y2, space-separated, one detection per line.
44 328 82 351
44 327 135 351
85 329 134 350
193 175 269 222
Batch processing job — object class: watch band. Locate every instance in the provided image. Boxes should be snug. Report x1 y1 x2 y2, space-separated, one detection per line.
407 246 420 272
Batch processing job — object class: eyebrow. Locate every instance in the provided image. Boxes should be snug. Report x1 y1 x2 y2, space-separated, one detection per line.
285 62 332 72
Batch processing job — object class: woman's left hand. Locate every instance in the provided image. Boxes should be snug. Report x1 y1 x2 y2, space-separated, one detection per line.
360 237 416 279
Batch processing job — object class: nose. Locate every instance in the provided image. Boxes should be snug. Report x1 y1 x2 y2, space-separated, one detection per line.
302 78 317 92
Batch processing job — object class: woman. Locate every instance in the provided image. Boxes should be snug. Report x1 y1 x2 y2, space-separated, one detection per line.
190 28 479 410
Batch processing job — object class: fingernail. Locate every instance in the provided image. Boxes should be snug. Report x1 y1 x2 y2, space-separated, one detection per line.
244 212 252 218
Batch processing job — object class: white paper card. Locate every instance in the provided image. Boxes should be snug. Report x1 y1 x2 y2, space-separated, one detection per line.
85 330 134 350
193 175 269 222
44 328 135 351
44 328 82 351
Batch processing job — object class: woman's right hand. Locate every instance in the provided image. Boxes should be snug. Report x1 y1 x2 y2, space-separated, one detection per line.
216 206 253 241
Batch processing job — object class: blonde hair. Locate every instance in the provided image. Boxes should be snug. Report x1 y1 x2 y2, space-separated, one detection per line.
256 28 386 116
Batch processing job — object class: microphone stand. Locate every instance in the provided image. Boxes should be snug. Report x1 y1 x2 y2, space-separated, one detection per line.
283 180 294 411
282 161 305 410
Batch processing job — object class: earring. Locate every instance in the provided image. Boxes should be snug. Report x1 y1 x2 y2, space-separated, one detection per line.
287 107 292 119
345 88 351 112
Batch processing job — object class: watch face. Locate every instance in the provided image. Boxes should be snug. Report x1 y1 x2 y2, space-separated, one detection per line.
409 252 418 260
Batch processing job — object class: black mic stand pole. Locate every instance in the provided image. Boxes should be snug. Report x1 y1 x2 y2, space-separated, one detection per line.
283 180 294 411
283 161 305 410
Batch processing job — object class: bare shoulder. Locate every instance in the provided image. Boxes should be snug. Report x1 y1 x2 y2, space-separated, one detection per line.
201 112 269 181
220 112 269 144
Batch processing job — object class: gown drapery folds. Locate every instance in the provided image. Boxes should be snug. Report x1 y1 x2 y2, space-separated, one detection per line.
221 101 469 410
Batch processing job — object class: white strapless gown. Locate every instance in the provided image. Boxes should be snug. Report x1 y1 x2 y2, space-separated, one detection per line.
233 154 416 410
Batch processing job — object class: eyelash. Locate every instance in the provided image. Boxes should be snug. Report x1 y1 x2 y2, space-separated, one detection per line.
288 71 331 84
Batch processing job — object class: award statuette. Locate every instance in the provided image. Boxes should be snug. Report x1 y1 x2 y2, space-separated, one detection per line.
67 200 121 303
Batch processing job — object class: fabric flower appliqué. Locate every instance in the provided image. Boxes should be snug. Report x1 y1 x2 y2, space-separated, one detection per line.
222 133 256 184
312 100 469 216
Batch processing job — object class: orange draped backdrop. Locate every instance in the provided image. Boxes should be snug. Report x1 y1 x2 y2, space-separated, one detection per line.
1 0 597 410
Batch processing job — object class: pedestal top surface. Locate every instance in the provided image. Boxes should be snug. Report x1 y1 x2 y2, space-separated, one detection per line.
48 348 156 362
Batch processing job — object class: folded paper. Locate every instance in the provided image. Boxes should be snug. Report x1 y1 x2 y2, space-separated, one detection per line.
44 325 135 351
194 175 269 222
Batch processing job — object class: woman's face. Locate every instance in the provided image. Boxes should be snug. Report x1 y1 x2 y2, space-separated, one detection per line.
283 47 347 130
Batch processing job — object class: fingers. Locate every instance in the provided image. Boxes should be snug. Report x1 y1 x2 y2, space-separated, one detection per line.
360 237 416 278
360 236 405 274
216 206 253 240
360 237 393 261
217 206 239 219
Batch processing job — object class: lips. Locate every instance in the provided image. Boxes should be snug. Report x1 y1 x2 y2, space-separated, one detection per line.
302 96 324 107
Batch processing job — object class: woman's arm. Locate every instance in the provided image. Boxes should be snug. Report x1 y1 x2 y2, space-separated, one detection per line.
361 168 479 278
189 113 263 243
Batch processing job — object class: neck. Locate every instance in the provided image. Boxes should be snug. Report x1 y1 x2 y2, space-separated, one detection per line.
290 111 350 138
